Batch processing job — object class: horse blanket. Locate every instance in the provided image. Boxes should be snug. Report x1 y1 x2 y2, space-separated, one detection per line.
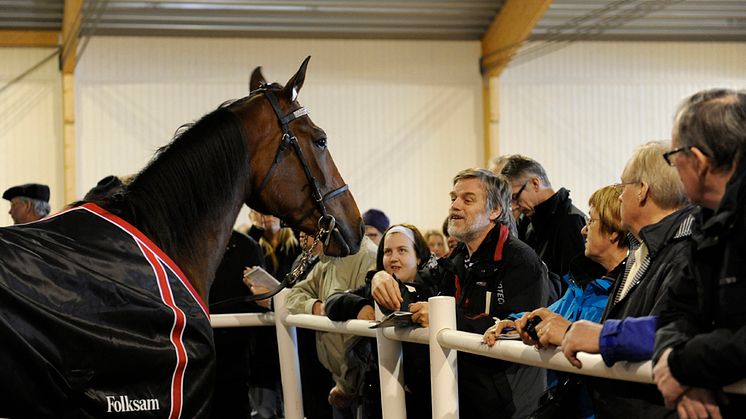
0 203 214 418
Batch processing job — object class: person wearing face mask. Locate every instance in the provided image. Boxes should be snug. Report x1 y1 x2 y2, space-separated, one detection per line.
326 224 438 419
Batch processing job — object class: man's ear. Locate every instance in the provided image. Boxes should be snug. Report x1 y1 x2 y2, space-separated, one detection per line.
690 146 710 176
489 205 501 222
530 176 542 191
638 181 650 206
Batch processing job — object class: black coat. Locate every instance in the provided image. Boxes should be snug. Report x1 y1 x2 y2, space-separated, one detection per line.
208 231 265 419
591 206 695 419
523 187 586 294
325 270 439 419
439 223 551 419
656 166 746 417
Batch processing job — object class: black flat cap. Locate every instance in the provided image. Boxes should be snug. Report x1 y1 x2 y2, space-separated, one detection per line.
2 183 50 202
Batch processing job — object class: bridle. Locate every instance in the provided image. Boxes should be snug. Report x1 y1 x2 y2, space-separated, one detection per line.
211 87 350 307
252 87 350 247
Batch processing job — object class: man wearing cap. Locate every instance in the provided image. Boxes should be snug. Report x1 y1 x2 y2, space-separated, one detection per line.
362 208 390 245
3 183 51 225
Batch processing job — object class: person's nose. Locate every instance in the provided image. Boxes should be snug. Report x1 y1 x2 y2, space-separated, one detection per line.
581 224 588 238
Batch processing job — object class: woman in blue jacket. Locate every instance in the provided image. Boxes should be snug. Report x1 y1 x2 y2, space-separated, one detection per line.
483 184 629 418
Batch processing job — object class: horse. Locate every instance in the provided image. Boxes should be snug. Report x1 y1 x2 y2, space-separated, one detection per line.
0 57 363 417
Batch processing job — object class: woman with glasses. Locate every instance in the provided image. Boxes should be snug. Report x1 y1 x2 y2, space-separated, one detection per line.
483 184 629 419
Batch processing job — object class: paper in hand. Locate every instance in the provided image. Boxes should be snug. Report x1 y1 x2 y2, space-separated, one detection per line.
369 311 415 329
244 266 281 289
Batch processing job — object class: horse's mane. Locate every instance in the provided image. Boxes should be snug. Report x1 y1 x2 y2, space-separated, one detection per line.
100 105 250 263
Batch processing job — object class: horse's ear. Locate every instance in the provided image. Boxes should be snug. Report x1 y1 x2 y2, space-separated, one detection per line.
250 67 266 92
284 56 311 101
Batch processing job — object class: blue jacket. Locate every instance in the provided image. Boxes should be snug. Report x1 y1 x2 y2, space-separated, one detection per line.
550 267 615 322
511 256 621 323
599 316 656 366
512 256 624 419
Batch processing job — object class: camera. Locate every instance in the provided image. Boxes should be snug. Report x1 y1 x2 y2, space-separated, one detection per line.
524 316 542 341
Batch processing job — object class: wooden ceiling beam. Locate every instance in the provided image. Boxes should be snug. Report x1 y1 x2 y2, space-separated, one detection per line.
0 30 59 48
61 0 83 74
480 0 553 79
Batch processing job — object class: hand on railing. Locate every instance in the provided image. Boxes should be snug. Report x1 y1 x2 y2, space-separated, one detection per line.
560 320 603 369
312 300 325 316
654 348 690 408
357 305 375 320
483 319 517 346
410 302 429 327
674 388 723 419
526 308 572 349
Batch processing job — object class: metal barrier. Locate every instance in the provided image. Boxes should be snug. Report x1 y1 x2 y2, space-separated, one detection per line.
210 292 746 419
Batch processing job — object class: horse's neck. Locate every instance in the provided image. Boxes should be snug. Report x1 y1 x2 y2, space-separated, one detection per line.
176 198 246 300
127 170 250 302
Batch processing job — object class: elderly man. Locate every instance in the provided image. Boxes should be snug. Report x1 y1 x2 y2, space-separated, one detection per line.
501 155 585 295
3 183 51 225
653 89 746 418
539 142 693 417
373 168 551 418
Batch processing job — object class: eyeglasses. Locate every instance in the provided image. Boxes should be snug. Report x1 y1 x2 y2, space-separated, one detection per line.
511 182 528 203
614 181 639 191
662 146 691 166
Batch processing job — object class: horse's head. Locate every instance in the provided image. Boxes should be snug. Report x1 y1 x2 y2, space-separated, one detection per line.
231 57 363 257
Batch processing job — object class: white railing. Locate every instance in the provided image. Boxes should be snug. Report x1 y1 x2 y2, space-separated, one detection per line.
210 292 746 419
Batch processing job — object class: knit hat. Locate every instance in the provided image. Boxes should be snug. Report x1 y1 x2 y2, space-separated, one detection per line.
2 183 50 202
362 209 390 234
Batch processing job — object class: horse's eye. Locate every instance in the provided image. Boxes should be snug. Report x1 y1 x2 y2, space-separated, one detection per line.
315 138 327 149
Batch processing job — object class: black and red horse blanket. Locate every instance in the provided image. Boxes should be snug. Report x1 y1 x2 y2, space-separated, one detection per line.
0 203 214 418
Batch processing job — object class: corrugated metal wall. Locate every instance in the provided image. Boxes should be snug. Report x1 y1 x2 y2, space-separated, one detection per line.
74 37 483 232
497 41 746 212
4 39 745 229
0 48 63 226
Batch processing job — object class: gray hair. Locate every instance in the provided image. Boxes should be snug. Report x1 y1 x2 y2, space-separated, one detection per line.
453 168 516 233
621 141 688 210
488 154 512 174
673 88 746 172
499 154 552 188
20 197 51 217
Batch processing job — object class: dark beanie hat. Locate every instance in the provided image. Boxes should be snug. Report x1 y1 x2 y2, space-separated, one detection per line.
2 183 50 202
84 175 124 201
362 209 390 234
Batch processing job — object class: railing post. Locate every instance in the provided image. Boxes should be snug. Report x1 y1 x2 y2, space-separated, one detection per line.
375 303 407 418
429 296 459 419
273 288 304 419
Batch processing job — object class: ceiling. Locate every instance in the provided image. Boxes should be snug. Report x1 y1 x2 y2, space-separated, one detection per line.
1 0 745 42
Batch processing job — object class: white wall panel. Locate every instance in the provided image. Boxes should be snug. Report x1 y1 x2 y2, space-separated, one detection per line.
0 48 62 227
76 37 483 232
498 41 746 213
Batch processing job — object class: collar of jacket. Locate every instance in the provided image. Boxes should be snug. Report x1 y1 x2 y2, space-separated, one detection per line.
637 205 695 258
530 187 573 230
566 254 607 287
693 161 746 246
445 223 508 272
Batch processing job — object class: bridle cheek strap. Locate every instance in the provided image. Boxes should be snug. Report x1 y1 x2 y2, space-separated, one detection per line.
253 89 348 232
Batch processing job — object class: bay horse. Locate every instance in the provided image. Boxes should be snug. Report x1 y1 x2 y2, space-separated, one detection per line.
0 57 363 417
